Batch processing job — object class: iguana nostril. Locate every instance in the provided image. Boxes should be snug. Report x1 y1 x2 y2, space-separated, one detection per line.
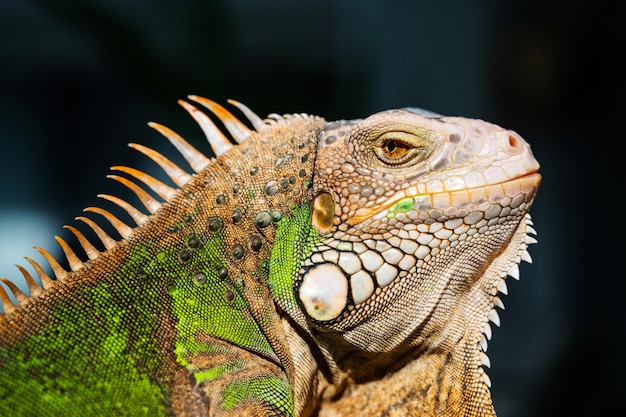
502 131 524 154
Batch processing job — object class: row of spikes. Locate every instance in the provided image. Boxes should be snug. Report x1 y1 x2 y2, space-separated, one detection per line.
0 96 271 315
476 213 538 389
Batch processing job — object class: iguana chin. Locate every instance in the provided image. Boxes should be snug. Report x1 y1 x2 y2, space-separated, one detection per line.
0 96 541 417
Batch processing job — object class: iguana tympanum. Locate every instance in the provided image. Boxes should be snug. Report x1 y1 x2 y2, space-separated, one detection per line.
0 96 541 416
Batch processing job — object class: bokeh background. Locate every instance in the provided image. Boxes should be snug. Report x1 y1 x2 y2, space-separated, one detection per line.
0 1 622 415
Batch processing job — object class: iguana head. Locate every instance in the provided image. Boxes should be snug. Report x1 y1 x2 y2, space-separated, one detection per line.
293 108 540 412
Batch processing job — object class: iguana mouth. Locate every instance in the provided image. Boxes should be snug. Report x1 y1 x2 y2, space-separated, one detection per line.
347 172 542 226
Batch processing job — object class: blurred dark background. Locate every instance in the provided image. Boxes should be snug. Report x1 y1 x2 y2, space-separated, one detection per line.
0 0 622 415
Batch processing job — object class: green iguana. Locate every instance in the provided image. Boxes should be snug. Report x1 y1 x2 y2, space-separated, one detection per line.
0 96 541 416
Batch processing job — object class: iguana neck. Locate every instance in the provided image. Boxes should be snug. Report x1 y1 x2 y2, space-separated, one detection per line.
310 315 495 417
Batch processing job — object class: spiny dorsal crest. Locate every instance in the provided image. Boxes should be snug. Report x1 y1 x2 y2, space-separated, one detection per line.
0 96 300 314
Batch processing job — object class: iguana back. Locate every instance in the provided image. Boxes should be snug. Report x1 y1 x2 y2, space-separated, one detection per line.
0 97 541 416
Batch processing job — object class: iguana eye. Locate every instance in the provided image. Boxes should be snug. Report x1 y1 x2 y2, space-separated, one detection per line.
373 131 427 166
382 139 410 159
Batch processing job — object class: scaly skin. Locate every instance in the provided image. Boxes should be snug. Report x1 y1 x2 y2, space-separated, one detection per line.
0 98 540 416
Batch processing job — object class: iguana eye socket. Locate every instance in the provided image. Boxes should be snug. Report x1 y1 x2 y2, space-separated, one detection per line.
373 131 427 166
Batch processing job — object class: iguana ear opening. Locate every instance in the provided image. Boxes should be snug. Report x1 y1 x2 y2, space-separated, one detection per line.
311 192 335 234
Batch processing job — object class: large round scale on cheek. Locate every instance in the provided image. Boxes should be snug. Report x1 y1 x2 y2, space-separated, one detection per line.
298 264 348 322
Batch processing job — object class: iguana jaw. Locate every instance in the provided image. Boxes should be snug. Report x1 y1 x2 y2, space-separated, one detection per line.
314 210 536 417
347 172 541 227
